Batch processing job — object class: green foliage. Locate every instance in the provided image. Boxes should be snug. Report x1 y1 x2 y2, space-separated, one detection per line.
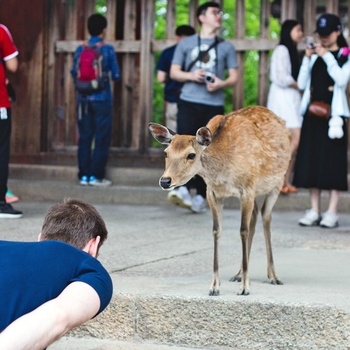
96 0 107 14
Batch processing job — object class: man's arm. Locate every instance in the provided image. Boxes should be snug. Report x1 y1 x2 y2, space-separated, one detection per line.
4 57 18 73
0 282 100 350
170 63 206 83
157 70 167 83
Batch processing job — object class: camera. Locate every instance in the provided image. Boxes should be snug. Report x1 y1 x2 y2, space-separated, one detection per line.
204 72 215 83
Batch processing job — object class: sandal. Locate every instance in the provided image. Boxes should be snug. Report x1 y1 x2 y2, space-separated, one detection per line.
280 186 289 194
287 186 298 193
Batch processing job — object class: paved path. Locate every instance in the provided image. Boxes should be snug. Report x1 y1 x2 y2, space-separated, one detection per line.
2 200 350 349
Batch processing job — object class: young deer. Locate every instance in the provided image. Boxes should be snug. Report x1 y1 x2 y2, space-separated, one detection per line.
149 106 291 296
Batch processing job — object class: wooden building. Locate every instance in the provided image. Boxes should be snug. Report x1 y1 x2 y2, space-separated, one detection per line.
0 0 349 168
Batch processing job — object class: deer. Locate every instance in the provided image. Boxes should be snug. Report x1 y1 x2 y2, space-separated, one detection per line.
149 106 291 296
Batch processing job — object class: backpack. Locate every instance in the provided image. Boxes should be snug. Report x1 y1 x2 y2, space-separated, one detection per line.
74 42 108 94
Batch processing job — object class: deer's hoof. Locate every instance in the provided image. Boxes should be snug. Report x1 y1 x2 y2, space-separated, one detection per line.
229 275 241 282
209 289 220 296
237 288 250 296
270 278 283 285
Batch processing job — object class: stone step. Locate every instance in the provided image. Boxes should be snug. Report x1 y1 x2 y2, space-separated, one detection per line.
8 164 350 212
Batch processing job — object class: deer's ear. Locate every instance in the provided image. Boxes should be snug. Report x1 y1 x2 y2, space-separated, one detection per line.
148 122 174 145
196 127 212 147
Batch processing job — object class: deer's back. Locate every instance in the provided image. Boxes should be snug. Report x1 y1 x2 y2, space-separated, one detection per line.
201 106 291 196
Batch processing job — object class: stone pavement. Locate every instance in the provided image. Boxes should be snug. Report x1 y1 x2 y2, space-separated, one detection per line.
2 196 350 349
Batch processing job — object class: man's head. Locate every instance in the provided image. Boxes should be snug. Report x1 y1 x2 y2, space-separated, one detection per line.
87 14 107 36
175 25 196 38
40 198 108 256
196 2 222 25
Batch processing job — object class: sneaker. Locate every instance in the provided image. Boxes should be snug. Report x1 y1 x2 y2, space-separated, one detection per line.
191 194 207 213
298 209 321 227
80 176 89 186
89 176 112 187
320 211 339 229
5 189 19 203
167 186 192 209
0 203 23 219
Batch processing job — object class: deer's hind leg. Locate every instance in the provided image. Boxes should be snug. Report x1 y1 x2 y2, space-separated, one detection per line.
236 194 256 296
207 190 224 296
230 200 258 283
261 189 283 285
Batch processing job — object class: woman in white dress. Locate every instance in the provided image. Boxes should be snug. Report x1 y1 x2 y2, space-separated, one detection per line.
267 20 303 193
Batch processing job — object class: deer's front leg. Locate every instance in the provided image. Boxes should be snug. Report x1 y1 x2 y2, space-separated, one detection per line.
237 194 255 296
207 191 223 296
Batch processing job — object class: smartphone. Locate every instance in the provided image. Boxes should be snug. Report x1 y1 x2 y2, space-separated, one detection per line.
305 36 315 49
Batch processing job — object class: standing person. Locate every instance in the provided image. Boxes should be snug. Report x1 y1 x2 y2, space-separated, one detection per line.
156 24 195 132
0 23 22 219
267 19 303 194
169 1 238 213
293 13 350 228
71 14 121 187
0 198 113 350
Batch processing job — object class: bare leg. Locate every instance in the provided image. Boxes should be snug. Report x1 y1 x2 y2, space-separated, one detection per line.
327 190 340 213
310 188 321 213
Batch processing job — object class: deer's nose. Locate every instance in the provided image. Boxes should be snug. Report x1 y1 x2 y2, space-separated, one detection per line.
160 177 172 189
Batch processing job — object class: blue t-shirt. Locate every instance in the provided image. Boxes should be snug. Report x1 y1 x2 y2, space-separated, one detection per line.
0 240 113 331
156 44 183 103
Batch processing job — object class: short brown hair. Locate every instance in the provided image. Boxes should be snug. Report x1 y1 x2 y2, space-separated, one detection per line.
41 198 108 251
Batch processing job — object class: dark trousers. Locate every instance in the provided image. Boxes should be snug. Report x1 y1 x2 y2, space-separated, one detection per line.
0 108 11 203
77 100 112 179
177 99 224 197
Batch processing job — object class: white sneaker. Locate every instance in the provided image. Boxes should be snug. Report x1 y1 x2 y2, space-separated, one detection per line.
167 186 192 209
298 209 321 227
320 211 339 228
191 194 207 213
89 176 112 187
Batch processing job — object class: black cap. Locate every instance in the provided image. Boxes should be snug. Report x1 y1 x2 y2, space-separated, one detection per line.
316 13 342 36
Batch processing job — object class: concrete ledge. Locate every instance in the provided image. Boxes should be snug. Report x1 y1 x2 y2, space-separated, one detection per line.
67 247 350 349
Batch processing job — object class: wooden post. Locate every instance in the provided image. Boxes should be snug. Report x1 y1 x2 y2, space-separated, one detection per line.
121 1 137 148
234 0 245 110
139 0 155 152
258 0 270 107
166 0 176 39
303 0 317 36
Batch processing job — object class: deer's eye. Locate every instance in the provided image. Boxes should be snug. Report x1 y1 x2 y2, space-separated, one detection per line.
187 153 196 160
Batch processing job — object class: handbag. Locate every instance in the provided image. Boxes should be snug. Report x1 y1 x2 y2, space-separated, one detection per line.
308 101 331 119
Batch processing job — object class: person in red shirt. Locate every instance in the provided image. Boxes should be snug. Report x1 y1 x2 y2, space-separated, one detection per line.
0 24 22 218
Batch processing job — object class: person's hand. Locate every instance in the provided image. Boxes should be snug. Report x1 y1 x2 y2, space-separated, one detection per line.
305 46 315 58
206 74 222 92
191 69 206 83
314 44 328 57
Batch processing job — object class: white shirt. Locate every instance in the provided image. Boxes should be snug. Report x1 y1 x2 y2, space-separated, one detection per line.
267 45 302 128
297 51 350 118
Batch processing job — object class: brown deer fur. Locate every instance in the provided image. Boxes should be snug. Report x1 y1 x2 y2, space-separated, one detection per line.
149 106 291 296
